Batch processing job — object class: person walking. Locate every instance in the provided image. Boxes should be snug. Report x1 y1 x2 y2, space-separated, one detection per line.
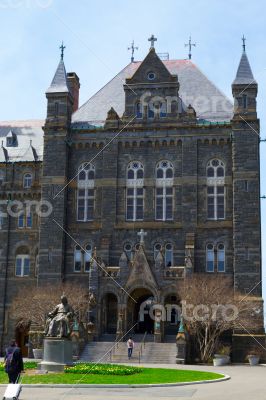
127 337 135 359
4 340 24 384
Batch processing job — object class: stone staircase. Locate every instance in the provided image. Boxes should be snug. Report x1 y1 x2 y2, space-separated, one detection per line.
79 334 177 364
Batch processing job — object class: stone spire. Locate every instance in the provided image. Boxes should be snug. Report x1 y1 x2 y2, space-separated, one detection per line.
46 58 70 94
233 47 256 85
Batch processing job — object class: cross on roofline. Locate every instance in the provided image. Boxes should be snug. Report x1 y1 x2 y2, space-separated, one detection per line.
148 34 157 49
185 36 196 60
242 35 246 52
137 229 147 246
128 40 138 62
60 41 66 60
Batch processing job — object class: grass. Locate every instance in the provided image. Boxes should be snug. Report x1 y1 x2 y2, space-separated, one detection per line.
0 362 224 385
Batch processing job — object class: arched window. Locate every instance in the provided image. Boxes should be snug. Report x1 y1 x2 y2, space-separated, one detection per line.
159 101 167 118
217 243 225 272
18 210 32 229
165 243 173 267
136 103 143 119
124 242 133 261
155 161 174 221
206 243 215 272
126 161 144 221
77 163 95 221
154 243 162 260
15 247 30 277
23 173 32 189
207 159 225 220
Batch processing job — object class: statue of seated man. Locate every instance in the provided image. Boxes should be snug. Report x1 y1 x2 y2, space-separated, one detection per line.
45 295 74 338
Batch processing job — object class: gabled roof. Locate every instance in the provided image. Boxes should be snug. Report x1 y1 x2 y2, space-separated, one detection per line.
72 59 233 124
0 120 44 162
233 51 256 85
46 59 69 94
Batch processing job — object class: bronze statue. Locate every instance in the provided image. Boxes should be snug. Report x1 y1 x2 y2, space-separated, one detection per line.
45 295 74 338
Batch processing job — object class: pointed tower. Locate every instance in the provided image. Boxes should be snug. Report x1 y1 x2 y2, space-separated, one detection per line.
232 41 257 121
38 48 74 284
231 39 264 357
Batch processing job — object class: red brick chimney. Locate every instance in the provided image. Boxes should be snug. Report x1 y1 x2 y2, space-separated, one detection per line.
67 72 80 113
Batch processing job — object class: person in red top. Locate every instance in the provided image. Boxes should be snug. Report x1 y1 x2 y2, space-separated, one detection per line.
127 337 135 359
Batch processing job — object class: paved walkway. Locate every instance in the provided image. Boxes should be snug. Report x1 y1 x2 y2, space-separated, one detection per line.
0 364 265 399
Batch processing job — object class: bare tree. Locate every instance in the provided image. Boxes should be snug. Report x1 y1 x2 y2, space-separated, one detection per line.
179 274 262 363
9 283 91 330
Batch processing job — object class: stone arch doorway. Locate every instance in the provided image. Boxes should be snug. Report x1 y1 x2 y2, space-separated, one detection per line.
127 288 155 334
102 293 118 334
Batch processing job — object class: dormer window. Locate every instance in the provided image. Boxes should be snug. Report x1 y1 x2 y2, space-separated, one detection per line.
6 131 17 147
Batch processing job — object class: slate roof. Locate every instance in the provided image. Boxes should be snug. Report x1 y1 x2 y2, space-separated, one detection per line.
72 59 233 124
46 59 69 94
0 120 44 162
233 51 256 85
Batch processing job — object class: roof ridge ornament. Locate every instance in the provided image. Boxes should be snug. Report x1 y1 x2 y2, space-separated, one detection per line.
128 40 138 62
185 36 196 60
60 41 66 60
242 35 246 52
148 34 157 50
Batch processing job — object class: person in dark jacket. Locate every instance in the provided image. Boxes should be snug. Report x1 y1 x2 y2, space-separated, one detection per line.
4 340 24 384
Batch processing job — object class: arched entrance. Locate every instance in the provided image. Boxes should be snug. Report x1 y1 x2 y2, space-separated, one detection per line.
127 288 155 334
102 293 118 334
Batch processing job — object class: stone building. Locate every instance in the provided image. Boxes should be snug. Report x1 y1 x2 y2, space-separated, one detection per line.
0 38 264 361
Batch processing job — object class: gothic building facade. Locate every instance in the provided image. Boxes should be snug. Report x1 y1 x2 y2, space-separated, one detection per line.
0 39 264 360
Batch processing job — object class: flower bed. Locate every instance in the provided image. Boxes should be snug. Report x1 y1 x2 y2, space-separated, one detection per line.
65 363 143 375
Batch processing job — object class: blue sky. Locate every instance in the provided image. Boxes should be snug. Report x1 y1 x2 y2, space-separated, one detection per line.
0 0 266 300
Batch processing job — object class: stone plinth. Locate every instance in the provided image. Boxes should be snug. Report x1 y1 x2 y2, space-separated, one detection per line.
39 338 73 372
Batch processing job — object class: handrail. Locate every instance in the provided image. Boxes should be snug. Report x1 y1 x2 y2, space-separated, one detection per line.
138 331 147 363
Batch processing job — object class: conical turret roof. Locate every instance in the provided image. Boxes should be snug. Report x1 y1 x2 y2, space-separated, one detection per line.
233 51 256 85
46 59 69 94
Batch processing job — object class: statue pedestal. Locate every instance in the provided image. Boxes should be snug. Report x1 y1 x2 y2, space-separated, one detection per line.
39 338 73 372
176 335 186 364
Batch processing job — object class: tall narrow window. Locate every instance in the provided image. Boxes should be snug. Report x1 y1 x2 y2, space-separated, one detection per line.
77 163 95 221
206 243 215 272
165 243 173 267
159 102 167 118
18 211 32 229
84 244 92 272
243 94 248 109
15 254 30 277
124 243 133 261
217 243 225 272
148 104 154 119
23 173 32 189
74 245 82 272
207 159 225 220
126 161 144 221
154 243 162 260
155 161 174 221
136 102 143 119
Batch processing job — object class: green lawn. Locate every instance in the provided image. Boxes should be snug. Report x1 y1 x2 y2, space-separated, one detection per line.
0 362 224 385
